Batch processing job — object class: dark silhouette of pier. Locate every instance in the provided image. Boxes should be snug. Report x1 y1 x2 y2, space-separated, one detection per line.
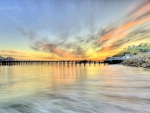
0 60 106 66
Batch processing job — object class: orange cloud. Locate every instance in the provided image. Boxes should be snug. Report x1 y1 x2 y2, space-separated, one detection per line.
99 16 150 44
1 50 7 53
9 51 19 54
1 50 26 54
129 2 150 20
42 44 74 58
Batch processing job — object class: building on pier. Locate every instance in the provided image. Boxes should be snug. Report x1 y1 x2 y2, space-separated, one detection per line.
0 56 15 61
123 53 131 59
6 57 15 61
0 56 5 61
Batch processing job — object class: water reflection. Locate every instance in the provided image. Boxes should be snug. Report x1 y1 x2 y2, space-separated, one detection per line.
0 64 150 113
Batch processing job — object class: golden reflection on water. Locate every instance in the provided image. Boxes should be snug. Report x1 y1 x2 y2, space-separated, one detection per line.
0 64 87 100
0 64 149 94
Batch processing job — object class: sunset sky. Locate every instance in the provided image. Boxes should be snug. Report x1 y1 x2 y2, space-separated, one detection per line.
0 0 150 60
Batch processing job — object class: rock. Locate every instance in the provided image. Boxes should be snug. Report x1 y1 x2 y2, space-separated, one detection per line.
142 63 147 68
141 57 146 62
137 58 143 64
147 59 150 64
145 59 149 63
122 54 150 68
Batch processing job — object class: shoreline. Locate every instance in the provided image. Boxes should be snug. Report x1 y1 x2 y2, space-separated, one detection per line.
122 53 150 68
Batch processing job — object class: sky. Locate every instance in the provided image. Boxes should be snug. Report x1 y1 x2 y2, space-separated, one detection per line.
0 0 150 60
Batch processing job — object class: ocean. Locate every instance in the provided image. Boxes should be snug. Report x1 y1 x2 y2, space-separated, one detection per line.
0 64 150 113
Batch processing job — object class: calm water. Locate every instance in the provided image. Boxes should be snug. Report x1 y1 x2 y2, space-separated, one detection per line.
0 64 150 113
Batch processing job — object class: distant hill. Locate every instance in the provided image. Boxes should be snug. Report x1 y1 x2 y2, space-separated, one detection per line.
113 43 150 57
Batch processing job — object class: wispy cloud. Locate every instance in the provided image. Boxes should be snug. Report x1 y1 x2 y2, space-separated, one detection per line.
37 55 60 60
1 50 26 54
14 22 37 40
30 38 74 58
0 7 22 11
97 0 150 54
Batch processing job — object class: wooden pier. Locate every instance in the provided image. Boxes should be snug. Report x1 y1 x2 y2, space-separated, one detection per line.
0 60 106 66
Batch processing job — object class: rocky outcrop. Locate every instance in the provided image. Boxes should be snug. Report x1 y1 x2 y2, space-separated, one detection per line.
122 54 150 68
